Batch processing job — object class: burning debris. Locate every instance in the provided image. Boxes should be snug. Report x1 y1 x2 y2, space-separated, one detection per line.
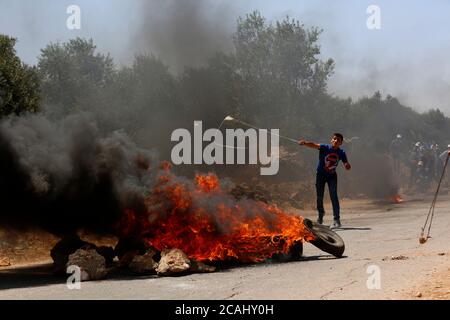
45 165 332 279
391 194 404 204
119 166 316 263
43 160 347 280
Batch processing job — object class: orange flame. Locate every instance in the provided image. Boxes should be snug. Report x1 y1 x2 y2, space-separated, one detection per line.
391 194 403 204
119 169 315 263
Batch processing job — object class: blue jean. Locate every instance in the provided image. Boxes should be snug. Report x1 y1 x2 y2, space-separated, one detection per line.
316 172 340 220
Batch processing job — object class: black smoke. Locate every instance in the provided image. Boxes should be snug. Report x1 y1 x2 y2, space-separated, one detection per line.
133 0 234 72
0 114 156 236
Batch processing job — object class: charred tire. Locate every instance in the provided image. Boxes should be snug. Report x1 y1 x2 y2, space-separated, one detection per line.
289 240 303 260
304 219 345 258
271 240 303 262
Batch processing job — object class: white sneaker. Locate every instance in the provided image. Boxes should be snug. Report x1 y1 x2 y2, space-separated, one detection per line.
331 219 341 229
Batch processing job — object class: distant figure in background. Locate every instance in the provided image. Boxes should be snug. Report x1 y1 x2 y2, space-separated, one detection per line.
438 144 450 163
389 134 403 174
430 143 440 181
438 145 450 186
409 142 423 186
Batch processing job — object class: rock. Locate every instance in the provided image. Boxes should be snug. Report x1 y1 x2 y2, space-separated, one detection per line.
390 255 409 260
0 257 11 267
51 234 95 273
115 237 149 267
438 252 446 256
96 246 116 266
190 260 216 273
156 249 190 276
415 292 422 298
118 250 140 268
129 249 159 275
67 248 108 281
51 235 115 273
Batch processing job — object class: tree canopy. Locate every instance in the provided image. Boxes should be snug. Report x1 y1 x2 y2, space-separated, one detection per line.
1 11 450 156
38 37 114 116
0 35 40 117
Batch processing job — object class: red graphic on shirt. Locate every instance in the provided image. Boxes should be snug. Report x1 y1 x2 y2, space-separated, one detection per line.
324 153 339 173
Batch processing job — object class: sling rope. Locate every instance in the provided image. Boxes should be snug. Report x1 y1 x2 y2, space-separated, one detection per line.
219 116 299 144
419 152 449 244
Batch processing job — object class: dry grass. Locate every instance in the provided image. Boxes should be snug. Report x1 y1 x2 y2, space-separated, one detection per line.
0 228 117 268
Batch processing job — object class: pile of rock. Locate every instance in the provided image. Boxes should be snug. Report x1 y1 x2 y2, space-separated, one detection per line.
50 235 216 281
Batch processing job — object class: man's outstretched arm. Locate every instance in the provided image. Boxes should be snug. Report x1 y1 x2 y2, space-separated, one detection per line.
298 140 320 150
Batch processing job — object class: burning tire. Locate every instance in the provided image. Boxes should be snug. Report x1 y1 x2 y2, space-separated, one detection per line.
271 240 303 262
303 219 345 258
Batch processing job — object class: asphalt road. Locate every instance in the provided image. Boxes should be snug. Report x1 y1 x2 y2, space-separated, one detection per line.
1 193 449 300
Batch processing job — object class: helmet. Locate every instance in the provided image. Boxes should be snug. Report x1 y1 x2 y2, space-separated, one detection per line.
415 142 421 147
396 134 402 139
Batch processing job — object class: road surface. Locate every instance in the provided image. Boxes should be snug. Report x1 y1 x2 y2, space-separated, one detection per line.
1 193 449 299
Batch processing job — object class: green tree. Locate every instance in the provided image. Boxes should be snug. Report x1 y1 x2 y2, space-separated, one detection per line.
0 35 40 117
180 52 239 127
38 38 114 117
423 108 448 130
113 54 180 134
235 13 333 92
232 11 334 132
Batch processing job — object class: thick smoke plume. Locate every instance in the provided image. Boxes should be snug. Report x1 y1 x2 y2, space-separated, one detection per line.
134 0 234 71
0 113 157 235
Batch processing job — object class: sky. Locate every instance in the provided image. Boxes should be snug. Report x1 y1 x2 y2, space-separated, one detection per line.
1 0 450 113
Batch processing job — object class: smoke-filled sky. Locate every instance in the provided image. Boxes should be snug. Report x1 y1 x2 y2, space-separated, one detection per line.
1 0 450 113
